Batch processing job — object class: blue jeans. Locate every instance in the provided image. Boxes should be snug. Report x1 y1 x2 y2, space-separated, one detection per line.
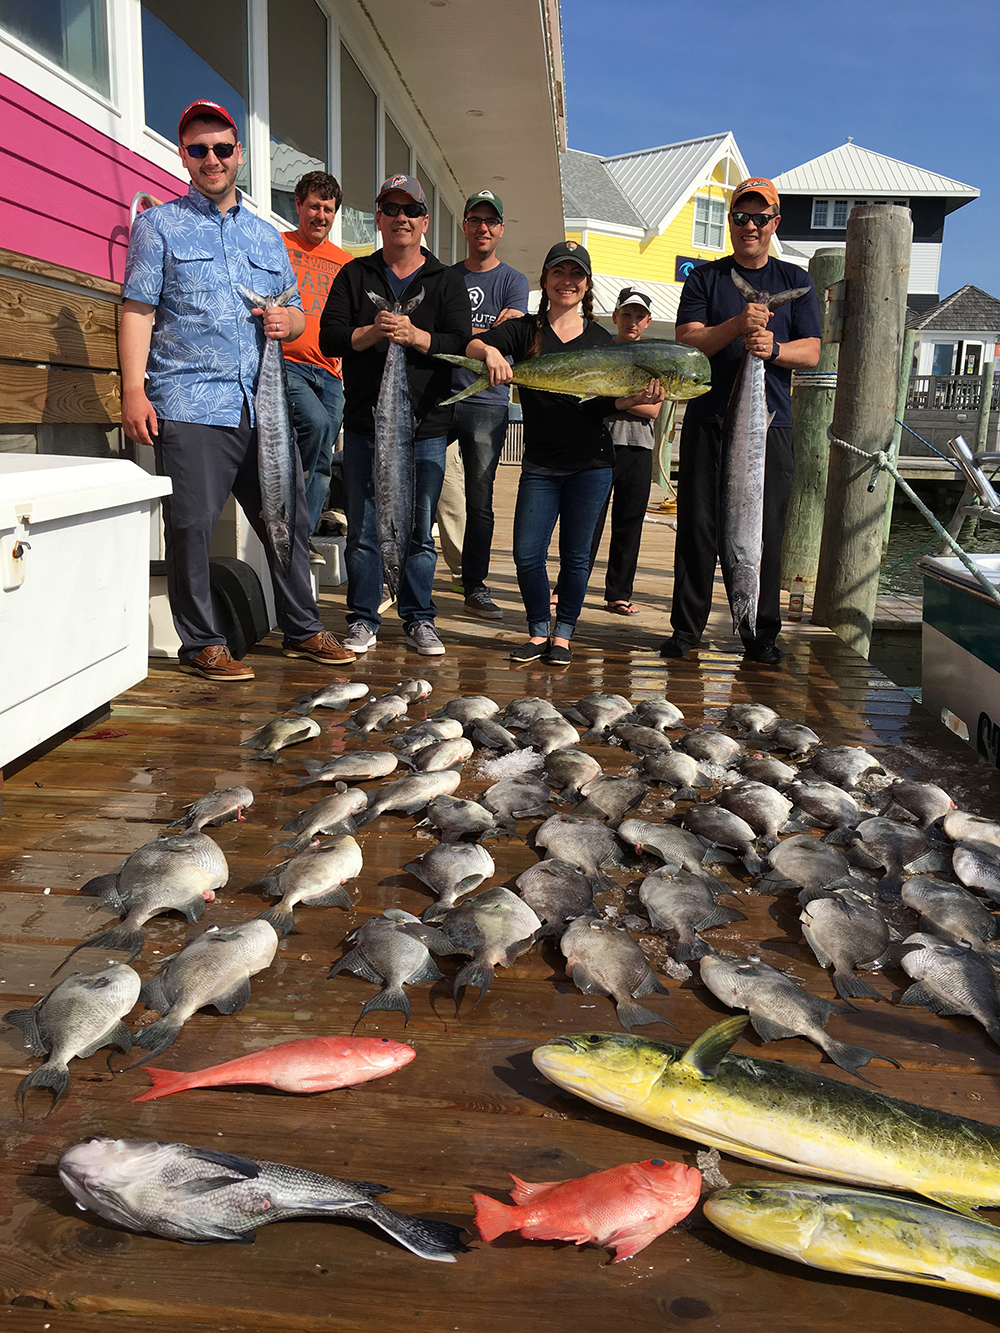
451 400 510 592
342 430 447 630
284 361 345 533
512 467 612 639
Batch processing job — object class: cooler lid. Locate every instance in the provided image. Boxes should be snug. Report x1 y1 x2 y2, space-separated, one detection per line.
0 456 171 531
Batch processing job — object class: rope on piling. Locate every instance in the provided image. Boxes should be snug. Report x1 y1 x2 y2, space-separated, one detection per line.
827 426 1000 612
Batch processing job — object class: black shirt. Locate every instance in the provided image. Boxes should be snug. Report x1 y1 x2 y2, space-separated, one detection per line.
480 315 616 471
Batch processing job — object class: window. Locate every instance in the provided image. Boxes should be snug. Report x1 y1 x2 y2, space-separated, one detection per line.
0 0 110 97
440 203 454 264
812 197 909 229
340 46 377 254
384 115 410 178
416 159 436 251
693 196 725 250
811 199 828 228
269 0 328 225
931 343 957 376
141 1 250 193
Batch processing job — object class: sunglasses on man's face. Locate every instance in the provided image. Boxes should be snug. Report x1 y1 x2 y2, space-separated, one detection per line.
182 141 237 159
730 211 778 228
378 202 427 218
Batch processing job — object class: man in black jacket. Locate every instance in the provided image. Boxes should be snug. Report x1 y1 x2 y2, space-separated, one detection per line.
319 175 472 656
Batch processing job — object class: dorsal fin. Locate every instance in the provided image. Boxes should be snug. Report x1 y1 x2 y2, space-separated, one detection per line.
679 1016 748 1079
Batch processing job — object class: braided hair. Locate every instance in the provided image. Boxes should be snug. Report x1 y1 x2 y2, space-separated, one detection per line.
528 268 594 358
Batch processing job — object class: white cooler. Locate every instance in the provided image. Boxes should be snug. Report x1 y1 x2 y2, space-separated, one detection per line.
0 455 171 769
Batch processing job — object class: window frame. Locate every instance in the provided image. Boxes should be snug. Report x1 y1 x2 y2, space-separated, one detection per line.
811 197 910 230
692 194 726 251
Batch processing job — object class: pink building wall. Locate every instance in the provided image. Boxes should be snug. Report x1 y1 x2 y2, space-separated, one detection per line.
0 72 184 285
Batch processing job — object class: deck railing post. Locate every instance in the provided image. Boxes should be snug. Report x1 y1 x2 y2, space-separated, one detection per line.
976 362 996 454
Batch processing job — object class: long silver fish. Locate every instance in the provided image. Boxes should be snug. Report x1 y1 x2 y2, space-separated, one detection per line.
720 273 808 636
240 282 300 576
368 288 424 599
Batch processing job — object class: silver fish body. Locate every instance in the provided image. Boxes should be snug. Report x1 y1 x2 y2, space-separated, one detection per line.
717 780 794 846
953 841 1000 901
240 715 320 762
738 754 798 789
543 747 603 802
883 779 956 828
298 750 399 785
683 803 763 875
58 1137 466 1260
944 811 1000 849
617 819 725 888
240 282 300 575
434 695 500 727
276 786 369 852
171 785 255 832
574 774 648 826
386 677 433 703
636 750 706 799
328 910 450 1026
627 697 685 732
803 745 883 789
434 886 541 1005
610 722 673 755
515 859 594 937
469 718 522 752
800 893 889 1001
255 836 362 936
901 876 1000 948
535 814 625 890
419 794 499 842
563 693 633 738
852 816 930 898
356 770 462 827
346 695 409 737
389 718 464 755
724 703 779 734
900 935 1000 1045
758 720 820 759
786 779 863 834
640 869 745 961
288 682 370 715
678 729 743 768
499 696 563 730
405 843 495 912
561 915 671 1031
528 716 580 756
398 737 473 773
765 834 851 893
483 775 551 826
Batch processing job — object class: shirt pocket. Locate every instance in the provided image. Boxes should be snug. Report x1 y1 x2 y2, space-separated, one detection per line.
246 251 290 302
170 247 220 296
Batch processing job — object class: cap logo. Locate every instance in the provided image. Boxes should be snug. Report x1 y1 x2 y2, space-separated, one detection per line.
389 175 408 188
565 241 578 250
478 190 495 199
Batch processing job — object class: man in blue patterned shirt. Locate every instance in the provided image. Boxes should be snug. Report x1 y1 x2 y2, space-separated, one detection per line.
120 99 354 680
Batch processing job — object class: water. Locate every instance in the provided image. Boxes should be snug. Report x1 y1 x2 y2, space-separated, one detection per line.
879 488 1000 596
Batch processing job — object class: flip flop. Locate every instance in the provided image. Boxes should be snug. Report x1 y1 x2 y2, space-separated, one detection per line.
607 601 639 615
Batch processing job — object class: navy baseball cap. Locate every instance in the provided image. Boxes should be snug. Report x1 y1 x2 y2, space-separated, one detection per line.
543 240 592 275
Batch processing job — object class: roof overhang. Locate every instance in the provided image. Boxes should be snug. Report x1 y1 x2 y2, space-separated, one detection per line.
350 0 566 277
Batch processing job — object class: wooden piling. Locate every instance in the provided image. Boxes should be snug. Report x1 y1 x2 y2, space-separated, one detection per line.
881 326 917 557
976 360 996 453
812 205 912 656
781 248 844 590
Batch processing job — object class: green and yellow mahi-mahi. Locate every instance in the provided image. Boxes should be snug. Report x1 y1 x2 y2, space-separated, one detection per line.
531 1016 1000 1214
436 341 711 407
704 1181 1000 1301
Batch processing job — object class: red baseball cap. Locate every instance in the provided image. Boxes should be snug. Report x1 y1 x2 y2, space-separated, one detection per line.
731 177 780 211
178 100 239 141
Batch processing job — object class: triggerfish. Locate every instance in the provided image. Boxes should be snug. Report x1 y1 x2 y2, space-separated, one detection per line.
532 1017 1000 1215
130 1035 415 1101
704 1181 1000 1301
472 1158 701 1262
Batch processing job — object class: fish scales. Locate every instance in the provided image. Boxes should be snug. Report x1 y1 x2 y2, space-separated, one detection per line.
369 289 423 598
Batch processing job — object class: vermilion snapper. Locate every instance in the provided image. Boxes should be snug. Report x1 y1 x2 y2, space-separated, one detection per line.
472 1158 702 1262
130 1036 415 1101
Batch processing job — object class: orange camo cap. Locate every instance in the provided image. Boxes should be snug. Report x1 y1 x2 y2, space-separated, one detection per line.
731 178 780 211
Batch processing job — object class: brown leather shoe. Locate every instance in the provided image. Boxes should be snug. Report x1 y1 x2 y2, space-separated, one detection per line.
282 631 356 665
179 644 255 681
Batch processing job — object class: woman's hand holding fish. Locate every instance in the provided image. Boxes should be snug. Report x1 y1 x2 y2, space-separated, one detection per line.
483 345 514 386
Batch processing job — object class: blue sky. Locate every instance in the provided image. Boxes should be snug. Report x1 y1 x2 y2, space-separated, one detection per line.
562 0 997 299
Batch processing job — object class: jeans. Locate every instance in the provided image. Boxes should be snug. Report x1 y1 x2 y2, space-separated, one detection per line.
284 361 345 533
512 467 612 639
342 430 447 630
451 400 510 592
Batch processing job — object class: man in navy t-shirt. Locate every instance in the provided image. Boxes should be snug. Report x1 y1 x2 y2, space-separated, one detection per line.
663 176 821 665
440 190 528 620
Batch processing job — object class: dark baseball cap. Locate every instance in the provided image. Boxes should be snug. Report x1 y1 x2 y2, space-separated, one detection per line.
178 100 239 140
376 174 426 206
615 287 654 316
543 240 592 275
464 190 503 220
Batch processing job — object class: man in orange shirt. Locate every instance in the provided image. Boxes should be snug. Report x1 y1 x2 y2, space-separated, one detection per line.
282 171 353 540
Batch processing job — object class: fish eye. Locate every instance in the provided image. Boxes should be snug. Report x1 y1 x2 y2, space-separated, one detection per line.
649 1158 665 1167
745 1190 763 1200
586 1035 602 1045
379 1038 390 1043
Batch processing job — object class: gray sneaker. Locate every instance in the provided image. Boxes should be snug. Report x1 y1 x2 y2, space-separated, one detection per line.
464 586 503 620
405 620 445 656
342 622 377 653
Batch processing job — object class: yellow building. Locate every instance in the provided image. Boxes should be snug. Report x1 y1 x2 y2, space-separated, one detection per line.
561 132 787 335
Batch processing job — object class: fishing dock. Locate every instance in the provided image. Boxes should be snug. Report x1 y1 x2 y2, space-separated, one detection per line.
1 468 999 1333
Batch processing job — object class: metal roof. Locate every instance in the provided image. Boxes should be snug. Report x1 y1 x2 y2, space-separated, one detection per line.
561 149 644 228
912 285 1000 332
601 132 746 230
773 142 979 200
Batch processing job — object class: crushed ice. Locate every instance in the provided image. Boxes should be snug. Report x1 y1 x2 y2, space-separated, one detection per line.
696 1148 730 1192
478 749 543 781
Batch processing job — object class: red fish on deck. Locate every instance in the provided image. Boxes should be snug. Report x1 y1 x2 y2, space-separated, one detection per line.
130 1036 415 1101
472 1158 701 1263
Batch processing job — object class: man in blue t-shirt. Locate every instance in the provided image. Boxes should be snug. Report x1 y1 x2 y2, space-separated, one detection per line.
441 190 529 620
663 176 821 665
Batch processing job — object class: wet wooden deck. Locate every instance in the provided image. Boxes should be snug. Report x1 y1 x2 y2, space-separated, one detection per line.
2 469 1000 1332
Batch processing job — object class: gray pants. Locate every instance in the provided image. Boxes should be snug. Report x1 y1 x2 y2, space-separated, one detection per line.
155 406 322 663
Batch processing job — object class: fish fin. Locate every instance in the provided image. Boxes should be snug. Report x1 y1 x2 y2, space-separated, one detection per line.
402 289 424 316
120 1017 182 1069
434 353 485 371
571 963 611 997
78 871 124 906
700 846 736 867
366 290 390 311
672 787 702 802
731 272 761 304
696 903 747 930
898 981 964 1016
129 1066 191 1103
54 924 146 971
271 833 313 853
181 897 209 923
823 827 856 847
453 960 496 1008
212 978 252 1016
186 1146 261 1177
904 850 951 875
139 972 174 1015
675 936 716 963
404 924 461 957
328 953 384 986
766 286 810 310
256 903 295 938
749 1015 801 1042
633 970 670 999
304 887 353 909
16 1062 70 1112
3 1006 47 1056
356 987 412 1027
922 1193 984 1221
616 1001 675 1033
471 1192 518 1241
175 1174 258 1197
439 377 490 407
780 819 814 835
832 970 883 1002
363 1199 468 1262
406 957 445 985
506 1174 562 1204
679 1016 749 1078
822 1038 900 1080
77 1020 133 1060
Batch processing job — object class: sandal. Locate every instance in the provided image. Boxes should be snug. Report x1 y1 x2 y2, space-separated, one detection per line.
607 601 638 615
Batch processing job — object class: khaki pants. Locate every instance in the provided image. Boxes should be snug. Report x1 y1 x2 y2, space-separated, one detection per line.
435 440 465 577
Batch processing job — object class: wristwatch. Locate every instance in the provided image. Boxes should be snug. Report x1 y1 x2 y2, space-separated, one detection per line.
767 341 781 363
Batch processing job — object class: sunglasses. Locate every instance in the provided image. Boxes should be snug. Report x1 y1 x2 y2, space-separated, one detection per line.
378 201 427 218
182 141 237 159
464 215 502 228
730 211 779 228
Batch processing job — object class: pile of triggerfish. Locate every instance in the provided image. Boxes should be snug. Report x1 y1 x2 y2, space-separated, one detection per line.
9 678 1000 1295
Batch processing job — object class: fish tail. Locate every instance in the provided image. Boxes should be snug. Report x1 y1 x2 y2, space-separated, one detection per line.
616 1000 674 1033
122 1018 183 1069
271 833 313 854
363 1199 468 1262
876 874 903 901
453 961 496 1008
832 970 883 1002
439 377 490 407
823 1038 900 1081
16 1061 70 1114
355 986 412 1027
471 1192 518 1242
129 1066 195 1103
729 563 759 636
53 924 146 972
256 902 295 938
675 936 715 963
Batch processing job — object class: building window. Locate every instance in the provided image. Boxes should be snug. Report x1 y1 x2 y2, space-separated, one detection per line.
811 199 828 228
440 203 454 264
416 159 436 251
384 115 410 178
0 0 110 98
340 46 377 255
693 196 725 250
269 0 328 225
812 197 909 229
141 1 250 193
931 343 957 376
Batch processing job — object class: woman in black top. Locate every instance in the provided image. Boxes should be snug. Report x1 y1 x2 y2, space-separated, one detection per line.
467 242 662 664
